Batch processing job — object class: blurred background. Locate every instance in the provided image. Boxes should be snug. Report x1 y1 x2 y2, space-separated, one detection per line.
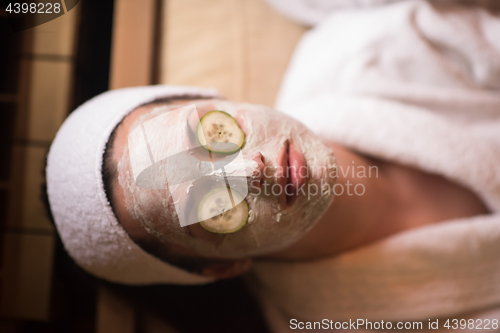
0 0 306 332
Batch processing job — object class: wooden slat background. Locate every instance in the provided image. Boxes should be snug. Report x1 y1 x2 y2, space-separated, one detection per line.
161 0 306 107
0 1 80 321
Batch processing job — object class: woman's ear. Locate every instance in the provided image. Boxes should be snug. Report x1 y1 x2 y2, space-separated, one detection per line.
200 258 252 279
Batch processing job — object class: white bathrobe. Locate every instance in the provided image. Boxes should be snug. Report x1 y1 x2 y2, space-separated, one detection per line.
248 1 500 331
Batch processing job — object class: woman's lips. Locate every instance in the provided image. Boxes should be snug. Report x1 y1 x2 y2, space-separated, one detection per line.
288 142 306 193
275 143 288 209
275 141 307 209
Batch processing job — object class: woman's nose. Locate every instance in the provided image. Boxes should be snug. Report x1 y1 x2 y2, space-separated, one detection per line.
244 152 264 187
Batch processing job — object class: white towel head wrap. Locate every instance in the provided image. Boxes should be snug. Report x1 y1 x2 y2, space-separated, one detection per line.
46 85 219 285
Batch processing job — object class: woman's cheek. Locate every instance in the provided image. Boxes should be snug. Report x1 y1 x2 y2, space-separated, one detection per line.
195 103 218 119
234 114 249 138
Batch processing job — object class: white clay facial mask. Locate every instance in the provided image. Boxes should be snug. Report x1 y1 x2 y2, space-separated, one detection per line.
117 100 338 259
127 104 249 229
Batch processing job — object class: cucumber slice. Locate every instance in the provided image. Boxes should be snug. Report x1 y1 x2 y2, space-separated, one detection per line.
198 187 249 234
196 111 245 154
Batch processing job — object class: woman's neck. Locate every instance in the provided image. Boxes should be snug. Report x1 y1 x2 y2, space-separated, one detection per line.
260 143 394 260
259 142 490 262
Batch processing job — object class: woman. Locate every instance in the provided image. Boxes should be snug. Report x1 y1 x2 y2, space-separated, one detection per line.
47 0 500 331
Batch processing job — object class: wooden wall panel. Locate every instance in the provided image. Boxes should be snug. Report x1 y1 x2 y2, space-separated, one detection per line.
27 5 79 57
162 0 245 100
25 60 73 142
96 287 135 333
19 146 53 231
0 233 55 320
161 0 306 106
242 0 306 106
0 0 79 322
109 0 157 89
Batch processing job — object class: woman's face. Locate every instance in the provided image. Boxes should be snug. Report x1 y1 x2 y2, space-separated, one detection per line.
112 99 337 260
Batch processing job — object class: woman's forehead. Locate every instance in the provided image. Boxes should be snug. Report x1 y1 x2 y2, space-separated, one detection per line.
114 99 222 161
126 99 213 128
